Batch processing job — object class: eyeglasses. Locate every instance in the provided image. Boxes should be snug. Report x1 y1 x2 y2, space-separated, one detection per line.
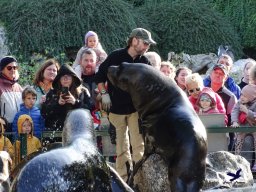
188 87 200 93
6 66 19 71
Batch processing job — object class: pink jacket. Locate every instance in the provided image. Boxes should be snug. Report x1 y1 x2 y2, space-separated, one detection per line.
189 87 227 124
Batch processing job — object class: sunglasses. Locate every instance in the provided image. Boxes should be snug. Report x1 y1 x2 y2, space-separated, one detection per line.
188 88 200 93
6 66 19 71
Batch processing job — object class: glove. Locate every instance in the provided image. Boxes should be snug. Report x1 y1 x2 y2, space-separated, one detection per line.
101 93 111 112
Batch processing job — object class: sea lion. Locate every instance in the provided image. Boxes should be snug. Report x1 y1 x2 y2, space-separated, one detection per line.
107 63 207 192
11 109 133 192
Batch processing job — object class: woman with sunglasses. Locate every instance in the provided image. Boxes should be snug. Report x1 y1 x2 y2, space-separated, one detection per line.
0 56 23 135
185 73 227 123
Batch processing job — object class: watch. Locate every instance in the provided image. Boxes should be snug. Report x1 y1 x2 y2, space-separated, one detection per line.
101 89 107 95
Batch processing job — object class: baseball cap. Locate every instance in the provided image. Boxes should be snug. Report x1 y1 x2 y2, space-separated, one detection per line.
212 64 228 75
129 28 156 45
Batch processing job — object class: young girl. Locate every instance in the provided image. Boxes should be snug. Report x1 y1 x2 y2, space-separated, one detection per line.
195 92 220 114
231 84 256 171
73 31 107 72
14 115 41 168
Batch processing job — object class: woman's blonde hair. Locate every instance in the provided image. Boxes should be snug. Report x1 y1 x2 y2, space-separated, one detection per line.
185 73 204 89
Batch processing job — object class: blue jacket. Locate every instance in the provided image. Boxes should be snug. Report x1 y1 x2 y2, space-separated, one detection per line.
12 104 45 139
203 76 241 99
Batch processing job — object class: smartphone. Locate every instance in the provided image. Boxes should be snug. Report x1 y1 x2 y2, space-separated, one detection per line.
61 87 69 96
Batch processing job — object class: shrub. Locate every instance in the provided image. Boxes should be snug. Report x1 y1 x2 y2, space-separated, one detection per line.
0 0 146 59
139 0 242 60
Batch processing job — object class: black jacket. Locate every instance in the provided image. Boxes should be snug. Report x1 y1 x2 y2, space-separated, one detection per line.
41 64 93 131
95 47 150 114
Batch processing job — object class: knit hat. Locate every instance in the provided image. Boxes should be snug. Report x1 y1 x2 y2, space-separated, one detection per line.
84 31 98 46
0 56 17 71
129 28 156 45
241 84 256 102
17 115 33 134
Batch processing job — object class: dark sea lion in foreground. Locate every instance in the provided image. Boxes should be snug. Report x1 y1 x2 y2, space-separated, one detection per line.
107 63 207 192
11 109 133 192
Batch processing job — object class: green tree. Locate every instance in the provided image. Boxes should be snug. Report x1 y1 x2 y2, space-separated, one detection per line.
0 0 145 60
139 0 242 60
210 0 256 48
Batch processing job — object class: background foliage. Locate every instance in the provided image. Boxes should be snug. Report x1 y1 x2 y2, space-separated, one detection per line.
210 0 256 48
0 0 147 61
0 0 255 86
138 0 242 60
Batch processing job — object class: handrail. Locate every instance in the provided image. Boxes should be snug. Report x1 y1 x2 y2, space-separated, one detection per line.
207 126 256 133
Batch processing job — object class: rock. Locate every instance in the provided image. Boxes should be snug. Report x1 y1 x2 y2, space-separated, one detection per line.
204 151 254 190
133 154 170 192
133 151 254 191
167 51 218 73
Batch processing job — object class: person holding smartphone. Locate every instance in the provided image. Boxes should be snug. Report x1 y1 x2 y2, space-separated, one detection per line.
41 64 93 144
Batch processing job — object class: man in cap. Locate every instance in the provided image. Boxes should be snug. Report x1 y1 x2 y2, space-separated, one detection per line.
0 56 23 137
204 52 241 99
207 64 237 151
95 28 156 181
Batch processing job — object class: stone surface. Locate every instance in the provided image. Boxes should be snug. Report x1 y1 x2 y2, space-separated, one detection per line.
133 154 170 192
204 151 254 190
133 151 254 192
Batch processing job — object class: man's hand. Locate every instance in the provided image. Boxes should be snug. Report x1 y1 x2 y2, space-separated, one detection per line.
101 93 111 111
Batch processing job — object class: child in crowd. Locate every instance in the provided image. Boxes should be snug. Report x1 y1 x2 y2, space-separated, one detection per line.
144 51 161 70
160 61 176 79
195 91 220 114
14 115 41 167
12 86 44 139
73 31 107 72
0 117 14 159
231 84 256 171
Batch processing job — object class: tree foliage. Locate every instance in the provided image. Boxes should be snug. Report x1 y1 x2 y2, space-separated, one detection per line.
210 0 256 48
0 0 145 60
139 0 242 60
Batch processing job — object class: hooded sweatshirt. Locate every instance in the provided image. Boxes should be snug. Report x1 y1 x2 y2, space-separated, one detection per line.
14 115 41 167
12 103 44 139
41 64 93 131
195 88 220 114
